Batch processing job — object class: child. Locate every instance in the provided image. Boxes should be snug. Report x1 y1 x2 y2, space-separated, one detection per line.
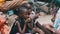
10 7 31 34
10 7 43 34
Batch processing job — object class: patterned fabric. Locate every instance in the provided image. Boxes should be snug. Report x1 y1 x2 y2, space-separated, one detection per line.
1 24 10 34
0 16 10 34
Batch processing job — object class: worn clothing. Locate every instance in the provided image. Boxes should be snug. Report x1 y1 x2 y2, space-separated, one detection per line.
10 17 32 34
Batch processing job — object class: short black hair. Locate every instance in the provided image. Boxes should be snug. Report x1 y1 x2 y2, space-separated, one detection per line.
14 7 28 16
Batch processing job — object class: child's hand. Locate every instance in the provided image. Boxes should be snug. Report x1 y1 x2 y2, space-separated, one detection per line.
43 24 56 33
25 18 31 23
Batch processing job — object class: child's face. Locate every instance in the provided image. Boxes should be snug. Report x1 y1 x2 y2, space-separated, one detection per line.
22 10 31 19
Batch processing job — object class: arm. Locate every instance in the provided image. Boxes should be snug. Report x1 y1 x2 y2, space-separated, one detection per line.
35 22 52 34
16 21 21 33
21 23 27 34
43 24 57 33
16 21 27 34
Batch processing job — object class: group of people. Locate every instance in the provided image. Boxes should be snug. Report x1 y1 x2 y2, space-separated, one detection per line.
0 0 60 34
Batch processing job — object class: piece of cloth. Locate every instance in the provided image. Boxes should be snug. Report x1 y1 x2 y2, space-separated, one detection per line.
8 10 14 16
0 16 10 34
1 24 10 34
54 8 60 29
31 11 35 16
7 15 18 29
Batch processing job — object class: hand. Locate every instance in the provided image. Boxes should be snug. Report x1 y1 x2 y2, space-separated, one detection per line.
25 18 31 23
43 24 56 33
